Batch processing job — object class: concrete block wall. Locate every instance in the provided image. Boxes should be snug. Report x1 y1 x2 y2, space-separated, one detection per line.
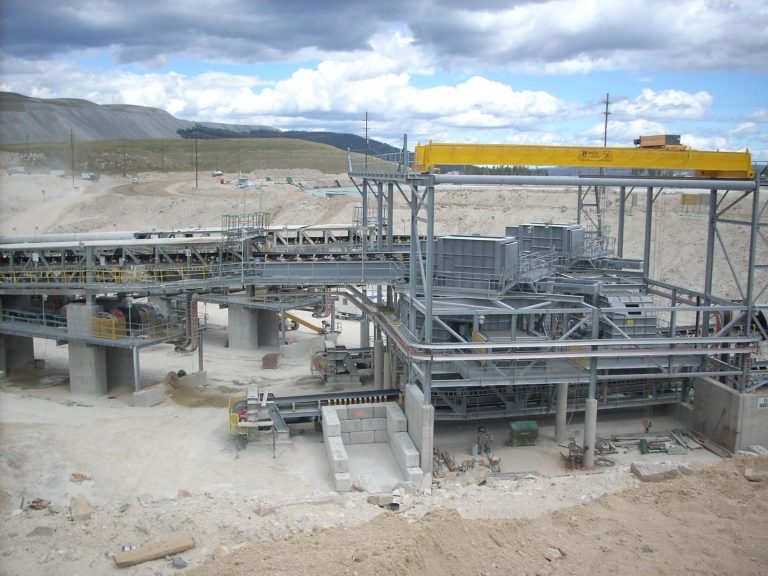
339 403 387 445
321 401 425 492
404 384 434 477
321 406 351 492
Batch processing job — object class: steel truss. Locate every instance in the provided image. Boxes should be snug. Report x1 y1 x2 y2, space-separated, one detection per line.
349 144 765 417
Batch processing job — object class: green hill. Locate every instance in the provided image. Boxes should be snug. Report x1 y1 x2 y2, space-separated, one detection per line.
0 137 355 175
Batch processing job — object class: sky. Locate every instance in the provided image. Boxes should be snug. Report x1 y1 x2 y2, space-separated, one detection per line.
1 0 767 158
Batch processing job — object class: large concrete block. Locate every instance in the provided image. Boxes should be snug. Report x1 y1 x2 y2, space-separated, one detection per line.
349 431 375 444
341 419 362 433
341 432 350 444
133 383 169 407
390 431 420 468
324 436 349 473
405 467 424 484
362 418 387 431
348 404 374 419
334 405 349 420
321 406 341 438
374 430 388 443
373 404 387 418
630 462 680 482
177 371 208 388
386 402 407 433
334 472 352 492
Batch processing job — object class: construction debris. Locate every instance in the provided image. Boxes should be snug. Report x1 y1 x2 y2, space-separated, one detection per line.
744 468 768 483
113 533 196 568
69 472 91 484
630 462 692 482
27 498 50 511
70 494 93 521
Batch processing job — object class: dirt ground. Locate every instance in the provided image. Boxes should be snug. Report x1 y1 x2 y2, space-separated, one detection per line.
1 163 767 575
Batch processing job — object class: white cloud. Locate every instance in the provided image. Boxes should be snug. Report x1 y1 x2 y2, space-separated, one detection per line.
581 119 668 146
612 89 713 120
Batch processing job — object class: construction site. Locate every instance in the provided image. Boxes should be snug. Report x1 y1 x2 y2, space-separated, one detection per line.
1 136 768 575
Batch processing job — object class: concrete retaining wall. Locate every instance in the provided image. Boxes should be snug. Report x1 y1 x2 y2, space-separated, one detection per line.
677 377 768 451
321 401 425 492
404 384 434 477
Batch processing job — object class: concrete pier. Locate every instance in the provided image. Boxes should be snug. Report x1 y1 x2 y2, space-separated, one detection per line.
256 309 279 347
66 303 107 395
228 305 259 350
1 334 34 374
583 397 598 468
106 347 136 389
373 339 384 390
69 341 107 395
359 313 370 347
555 382 568 443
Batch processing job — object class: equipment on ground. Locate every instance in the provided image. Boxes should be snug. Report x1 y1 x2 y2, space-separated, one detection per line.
311 341 373 385
507 420 539 447
561 435 584 470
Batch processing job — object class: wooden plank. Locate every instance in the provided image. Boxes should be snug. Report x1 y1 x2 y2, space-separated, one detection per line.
113 533 196 568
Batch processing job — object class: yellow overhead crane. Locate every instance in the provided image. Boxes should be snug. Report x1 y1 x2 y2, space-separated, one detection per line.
413 139 754 179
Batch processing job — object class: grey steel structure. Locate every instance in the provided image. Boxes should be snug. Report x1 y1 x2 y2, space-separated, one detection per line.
1 141 765 461
346 147 766 424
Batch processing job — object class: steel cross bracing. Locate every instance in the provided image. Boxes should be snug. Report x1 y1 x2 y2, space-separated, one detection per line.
347 142 764 418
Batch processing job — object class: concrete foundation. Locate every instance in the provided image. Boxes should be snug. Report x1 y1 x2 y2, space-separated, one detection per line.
555 381 568 443
383 348 391 389
228 305 259 350
69 342 107 395
360 314 369 347
256 310 279 347
106 347 135 389
404 384 435 479
66 303 107 395
675 376 768 451
1 290 35 372
2 334 34 374
583 398 597 468
373 339 384 390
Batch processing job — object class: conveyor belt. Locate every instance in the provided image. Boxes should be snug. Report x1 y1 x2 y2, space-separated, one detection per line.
271 388 401 422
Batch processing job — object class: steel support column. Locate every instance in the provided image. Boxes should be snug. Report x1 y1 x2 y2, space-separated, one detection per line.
643 186 654 279
617 186 626 258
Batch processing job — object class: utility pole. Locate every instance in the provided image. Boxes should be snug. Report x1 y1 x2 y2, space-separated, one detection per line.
603 93 611 147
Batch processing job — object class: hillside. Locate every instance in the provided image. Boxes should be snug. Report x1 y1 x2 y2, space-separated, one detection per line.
0 92 275 145
177 125 400 157
0 138 353 175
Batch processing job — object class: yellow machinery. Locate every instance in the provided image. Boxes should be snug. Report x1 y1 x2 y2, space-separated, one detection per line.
280 311 326 334
413 139 754 179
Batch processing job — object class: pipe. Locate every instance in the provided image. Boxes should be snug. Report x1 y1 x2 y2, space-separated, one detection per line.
432 174 758 191
344 286 755 362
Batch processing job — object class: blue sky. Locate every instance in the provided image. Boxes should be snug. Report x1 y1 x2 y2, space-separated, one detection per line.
1 0 767 158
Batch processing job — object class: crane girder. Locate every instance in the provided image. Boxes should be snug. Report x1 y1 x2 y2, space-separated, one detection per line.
413 142 754 179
